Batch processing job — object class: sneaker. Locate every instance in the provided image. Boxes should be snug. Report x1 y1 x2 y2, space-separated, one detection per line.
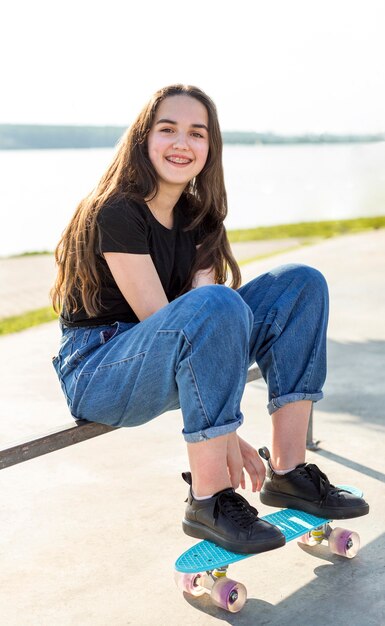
258 447 369 519
181 472 285 554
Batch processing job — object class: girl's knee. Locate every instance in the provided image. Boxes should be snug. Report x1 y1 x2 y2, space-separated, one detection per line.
298 265 328 300
187 284 253 327
203 284 252 313
278 264 328 298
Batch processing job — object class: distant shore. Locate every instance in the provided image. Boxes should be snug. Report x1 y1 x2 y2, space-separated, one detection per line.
0 124 384 150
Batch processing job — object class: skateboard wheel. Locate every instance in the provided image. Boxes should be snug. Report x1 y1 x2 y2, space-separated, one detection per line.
328 527 360 558
298 532 318 546
211 577 247 613
174 571 206 596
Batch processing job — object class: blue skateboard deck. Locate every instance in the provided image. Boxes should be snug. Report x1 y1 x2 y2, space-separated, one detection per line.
176 485 363 573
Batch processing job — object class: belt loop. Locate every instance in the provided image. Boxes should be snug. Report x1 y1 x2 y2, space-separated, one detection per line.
80 329 91 347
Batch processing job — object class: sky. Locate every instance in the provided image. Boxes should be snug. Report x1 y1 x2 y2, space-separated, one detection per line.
1 0 385 133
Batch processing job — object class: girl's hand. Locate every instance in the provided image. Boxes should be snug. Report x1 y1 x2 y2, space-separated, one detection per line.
226 432 244 490
227 434 266 492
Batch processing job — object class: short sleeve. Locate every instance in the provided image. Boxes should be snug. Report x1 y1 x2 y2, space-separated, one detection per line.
97 198 149 254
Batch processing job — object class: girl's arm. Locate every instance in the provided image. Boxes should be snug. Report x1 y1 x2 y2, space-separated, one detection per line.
104 252 169 321
192 244 216 288
192 266 216 288
104 248 215 322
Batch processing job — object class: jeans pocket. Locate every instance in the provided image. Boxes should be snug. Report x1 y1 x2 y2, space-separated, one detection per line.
72 351 146 424
52 355 60 374
100 320 136 344
65 343 98 370
60 322 134 372
61 330 102 372
52 353 73 409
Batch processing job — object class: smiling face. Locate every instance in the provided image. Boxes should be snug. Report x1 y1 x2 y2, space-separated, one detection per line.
147 95 210 194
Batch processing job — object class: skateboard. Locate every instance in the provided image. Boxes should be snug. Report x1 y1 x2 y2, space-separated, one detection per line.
175 485 363 613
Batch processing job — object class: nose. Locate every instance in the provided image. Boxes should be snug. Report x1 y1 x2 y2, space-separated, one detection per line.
172 132 189 150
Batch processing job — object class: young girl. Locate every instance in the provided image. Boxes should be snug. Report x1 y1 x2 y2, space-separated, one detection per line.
51 84 368 555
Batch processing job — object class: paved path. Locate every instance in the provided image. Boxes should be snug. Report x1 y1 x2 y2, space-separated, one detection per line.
0 230 384 625
0 239 304 318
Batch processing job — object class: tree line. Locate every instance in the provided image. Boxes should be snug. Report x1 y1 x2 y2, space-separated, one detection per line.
0 124 383 149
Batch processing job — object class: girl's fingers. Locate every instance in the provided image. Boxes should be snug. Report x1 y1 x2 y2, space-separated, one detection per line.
227 432 243 489
237 437 266 492
229 434 267 492
244 461 264 492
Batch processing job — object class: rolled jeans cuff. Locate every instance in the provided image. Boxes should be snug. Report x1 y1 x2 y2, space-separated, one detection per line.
182 415 244 443
267 392 324 415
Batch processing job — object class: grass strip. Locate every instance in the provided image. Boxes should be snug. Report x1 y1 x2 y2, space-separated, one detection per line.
0 307 58 336
5 216 385 258
0 244 307 336
1 215 384 336
238 243 309 266
227 215 385 242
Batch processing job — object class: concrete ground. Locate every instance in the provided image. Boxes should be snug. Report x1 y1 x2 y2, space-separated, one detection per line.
0 239 305 319
0 230 384 626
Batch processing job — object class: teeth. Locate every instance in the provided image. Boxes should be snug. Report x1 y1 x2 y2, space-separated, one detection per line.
167 157 191 164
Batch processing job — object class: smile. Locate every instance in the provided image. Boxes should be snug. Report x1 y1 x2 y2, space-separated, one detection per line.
166 156 192 165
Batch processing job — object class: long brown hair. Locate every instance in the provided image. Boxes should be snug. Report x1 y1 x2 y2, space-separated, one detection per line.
51 84 241 317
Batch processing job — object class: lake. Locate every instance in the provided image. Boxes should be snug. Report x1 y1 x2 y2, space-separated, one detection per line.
1 142 385 256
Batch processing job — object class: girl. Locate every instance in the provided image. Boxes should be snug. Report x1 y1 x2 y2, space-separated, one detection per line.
51 84 368 555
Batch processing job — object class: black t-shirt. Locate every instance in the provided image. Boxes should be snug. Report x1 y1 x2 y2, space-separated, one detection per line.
60 195 201 326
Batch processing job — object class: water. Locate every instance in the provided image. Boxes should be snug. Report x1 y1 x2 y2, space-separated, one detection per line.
1 143 385 256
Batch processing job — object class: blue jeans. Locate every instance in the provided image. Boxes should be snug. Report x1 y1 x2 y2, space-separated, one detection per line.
52 264 328 443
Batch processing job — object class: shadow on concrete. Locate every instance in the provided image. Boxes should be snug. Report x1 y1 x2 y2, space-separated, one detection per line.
313 338 385 484
252 338 384 428
181 532 385 625
251 336 385 484
321 338 385 428
315 448 385 484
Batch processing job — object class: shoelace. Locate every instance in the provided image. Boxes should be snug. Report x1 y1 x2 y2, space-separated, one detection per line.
213 491 259 529
298 463 348 503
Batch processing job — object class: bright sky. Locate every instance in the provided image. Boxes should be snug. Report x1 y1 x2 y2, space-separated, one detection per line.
2 0 384 133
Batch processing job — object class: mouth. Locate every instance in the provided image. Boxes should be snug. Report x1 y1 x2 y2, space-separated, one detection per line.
165 155 193 165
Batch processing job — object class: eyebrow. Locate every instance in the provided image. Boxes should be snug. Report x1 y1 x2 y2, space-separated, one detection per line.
156 118 209 132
